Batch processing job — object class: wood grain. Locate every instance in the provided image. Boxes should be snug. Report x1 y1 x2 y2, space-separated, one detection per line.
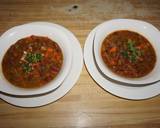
0 0 160 128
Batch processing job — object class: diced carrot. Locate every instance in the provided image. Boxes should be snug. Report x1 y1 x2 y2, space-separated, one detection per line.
47 48 53 52
110 47 117 53
45 48 53 57
54 52 61 60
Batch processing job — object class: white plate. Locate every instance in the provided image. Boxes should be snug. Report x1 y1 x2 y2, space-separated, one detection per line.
94 19 160 85
0 23 72 96
0 22 83 107
84 22 160 100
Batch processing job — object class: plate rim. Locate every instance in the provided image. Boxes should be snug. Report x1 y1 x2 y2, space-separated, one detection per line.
0 21 83 107
84 19 160 100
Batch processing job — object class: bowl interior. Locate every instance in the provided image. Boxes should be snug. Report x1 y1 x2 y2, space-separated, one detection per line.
94 19 160 85
0 23 72 95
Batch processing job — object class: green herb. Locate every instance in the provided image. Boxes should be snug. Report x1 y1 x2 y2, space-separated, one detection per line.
22 52 43 73
25 53 43 63
22 63 32 73
121 39 142 62
121 51 129 58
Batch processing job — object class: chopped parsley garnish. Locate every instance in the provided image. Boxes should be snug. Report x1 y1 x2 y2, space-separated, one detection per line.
22 63 32 73
25 53 43 63
22 52 43 73
121 39 142 62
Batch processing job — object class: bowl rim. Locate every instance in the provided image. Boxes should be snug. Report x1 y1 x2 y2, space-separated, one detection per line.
94 19 160 85
0 22 72 96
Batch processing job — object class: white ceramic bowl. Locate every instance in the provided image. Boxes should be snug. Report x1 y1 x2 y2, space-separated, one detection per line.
0 22 72 96
94 19 160 85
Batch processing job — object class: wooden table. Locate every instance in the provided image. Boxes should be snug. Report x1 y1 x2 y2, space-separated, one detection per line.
0 0 160 128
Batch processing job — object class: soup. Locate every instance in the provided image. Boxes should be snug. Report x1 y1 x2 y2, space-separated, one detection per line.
101 30 156 78
2 35 63 88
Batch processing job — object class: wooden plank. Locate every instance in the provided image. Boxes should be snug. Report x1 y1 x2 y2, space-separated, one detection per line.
0 0 160 127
